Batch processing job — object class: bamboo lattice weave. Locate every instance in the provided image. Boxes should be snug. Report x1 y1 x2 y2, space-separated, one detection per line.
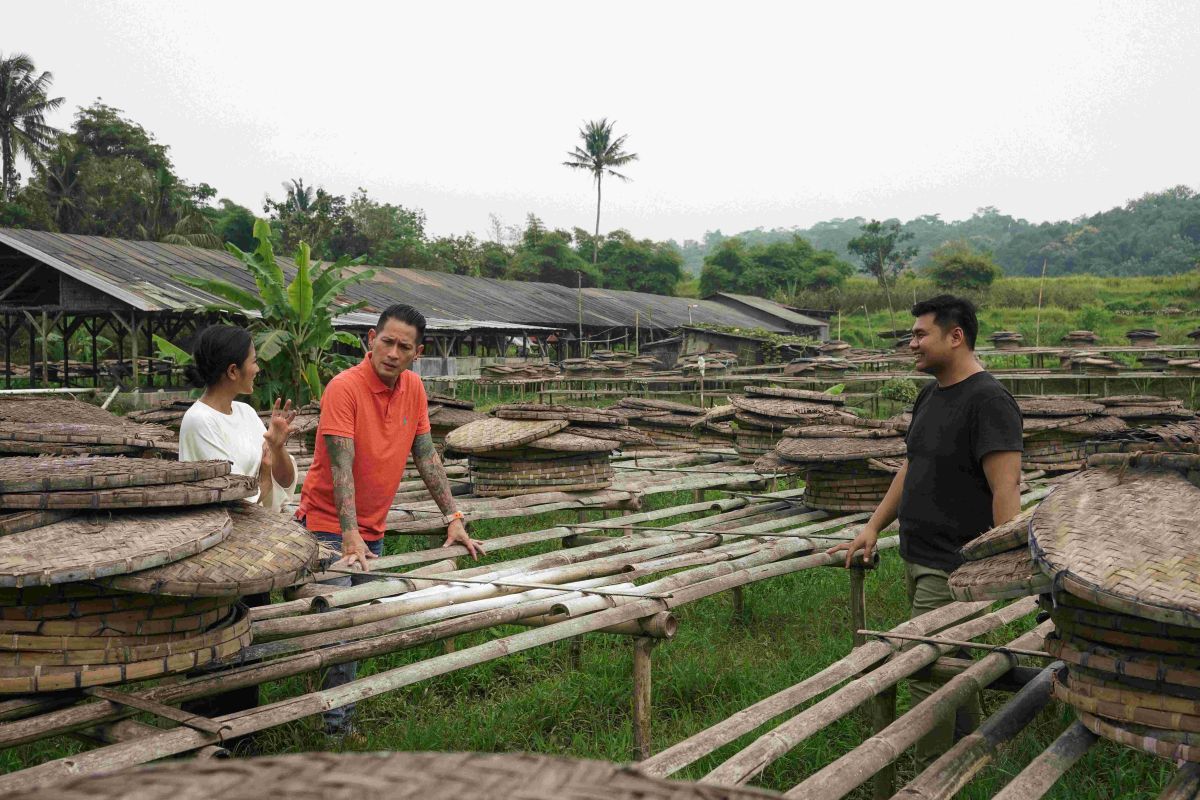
0 509 74 535
960 507 1036 561
1076 709 1200 762
1030 465 1200 628
0 507 232 587
0 475 257 510
776 435 907 463
3 751 785 800
0 457 229 494
529 433 619 453
445 418 567 454
948 548 1052 601
105 503 319 597
744 386 846 405
1054 679 1200 734
1016 398 1105 417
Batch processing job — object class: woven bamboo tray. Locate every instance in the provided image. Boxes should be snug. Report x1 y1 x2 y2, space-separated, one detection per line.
1052 614 1197 655
785 425 902 440
474 470 614 489
0 396 127 426
0 598 234 637
0 422 175 447
0 507 233 588
1097 395 1177 406
1046 632 1200 691
1043 593 1200 641
3 750 785 800
745 386 846 405
1105 406 1194 421
731 396 841 420
470 454 606 473
753 452 802 475
1017 398 1105 417
562 425 653 445
1030 464 1200 628
0 441 139 456
475 480 613 498
948 548 1051 601
1056 415 1129 436
615 397 705 415
1068 667 1200 715
105 503 319 597
529 432 619 453
0 608 251 694
472 462 610 480
734 411 800 432
960 507 1035 561
1075 708 1200 762
0 587 227 620
0 509 74 535
1054 678 1200 734
0 474 258 511
429 407 488 429
777 435 907 463
445 418 568 454
493 404 624 426
1022 415 1089 434
0 456 229 494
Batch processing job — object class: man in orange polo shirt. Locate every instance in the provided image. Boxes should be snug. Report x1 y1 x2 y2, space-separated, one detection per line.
297 303 482 737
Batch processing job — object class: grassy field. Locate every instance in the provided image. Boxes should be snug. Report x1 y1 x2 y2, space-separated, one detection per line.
0 489 1180 797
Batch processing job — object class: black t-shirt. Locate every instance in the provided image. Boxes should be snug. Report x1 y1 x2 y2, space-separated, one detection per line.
899 371 1023 571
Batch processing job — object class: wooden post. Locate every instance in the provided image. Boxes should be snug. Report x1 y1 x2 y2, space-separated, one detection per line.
850 562 867 648
870 686 898 800
731 586 746 625
633 636 658 761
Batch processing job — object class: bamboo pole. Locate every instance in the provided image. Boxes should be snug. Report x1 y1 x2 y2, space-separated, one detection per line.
1159 762 1200 800
991 721 1097 800
782 621 1054 800
518 611 677 639
893 662 1062 800
639 600 990 778
633 636 658 760
857 630 1051 659
701 597 1038 786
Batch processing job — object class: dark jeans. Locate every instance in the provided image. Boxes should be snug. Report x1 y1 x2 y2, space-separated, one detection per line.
310 529 385 733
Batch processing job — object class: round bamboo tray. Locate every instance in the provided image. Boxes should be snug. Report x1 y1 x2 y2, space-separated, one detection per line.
1052 615 1197 655
1067 667 1200 715
1030 464 1200 629
960 507 1035 561
777 435 907 464
753 452 802 475
0 474 258 511
1097 395 1177 406
1057 415 1128 436
562 426 653 445
469 454 605 474
105 503 319 597
615 398 705 415
445 419 568 454
731 395 842 419
1054 678 1200 733
0 441 139 456
0 509 74 535
0 422 175 448
3 750 785 800
948 548 1051 601
0 598 235 637
1045 633 1200 691
734 412 798 432
0 588 227 620
474 480 613 498
745 386 846 405
1017 398 1105 417
0 507 233 588
529 433 619 453
0 396 127 426
1075 708 1200 762
493 404 624 426
785 425 901 440
0 456 229 494
1022 415 1089 434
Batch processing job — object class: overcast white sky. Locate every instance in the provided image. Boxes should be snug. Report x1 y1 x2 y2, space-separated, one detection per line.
10 1 1199 242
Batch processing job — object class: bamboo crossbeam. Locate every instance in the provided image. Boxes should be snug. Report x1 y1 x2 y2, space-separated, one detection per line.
991 721 1098 800
701 596 1038 786
518 611 678 639
291 557 457 600
783 621 1054 800
318 569 675 600
857 630 1052 659
639 600 992 778
893 662 1062 800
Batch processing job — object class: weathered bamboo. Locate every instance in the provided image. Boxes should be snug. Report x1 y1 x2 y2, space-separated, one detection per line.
991 721 1098 800
291 558 458 600
640 600 990 778
518 611 677 639
782 621 1054 800
702 597 1038 786
893 662 1062 800
633 636 658 760
857 630 1052 659
1159 761 1200 800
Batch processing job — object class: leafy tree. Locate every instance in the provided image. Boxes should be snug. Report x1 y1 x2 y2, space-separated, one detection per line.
926 239 1001 290
346 188 428 268
699 238 752 296
0 53 63 199
508 214 596 287
176 220 374 404
41 134 87 231
847 219 917 334
590 230 683 295
209 199 257 250
72 102 170 171
698 235 853 300
562 118 638 265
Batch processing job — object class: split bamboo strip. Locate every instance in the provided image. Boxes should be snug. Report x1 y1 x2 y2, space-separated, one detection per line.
291 558 456 600
320 570 672 599
0 527 924 788
702 597 1039 786
782 621 1054 800
640 600 992 778
990 721 1098 800
857 630 1051 659
1159 762 1200 800
893 662 1062 800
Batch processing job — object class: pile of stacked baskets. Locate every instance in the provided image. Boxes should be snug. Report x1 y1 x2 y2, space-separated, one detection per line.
446 404 650 497
1095 394 1197 426
728 387 853 461
676 351 738 375
426 394 488 452
1061 330 1099 346
949 448 1200 763
479 363 561 382
610 398 717 450
0 396 178 458
1017 397 1127 474
987 330 1024 350
0 454 318 694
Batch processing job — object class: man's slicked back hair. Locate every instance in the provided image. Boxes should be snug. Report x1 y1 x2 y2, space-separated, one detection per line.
911 294 979 350
376 304 427 340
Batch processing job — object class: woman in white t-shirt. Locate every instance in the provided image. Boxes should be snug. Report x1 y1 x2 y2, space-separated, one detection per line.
178 326 297 511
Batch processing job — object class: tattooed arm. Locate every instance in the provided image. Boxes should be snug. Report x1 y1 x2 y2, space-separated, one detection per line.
325 434 375 570
411 432 482 559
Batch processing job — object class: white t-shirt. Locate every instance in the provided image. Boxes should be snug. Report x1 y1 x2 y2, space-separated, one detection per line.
178 400 297 513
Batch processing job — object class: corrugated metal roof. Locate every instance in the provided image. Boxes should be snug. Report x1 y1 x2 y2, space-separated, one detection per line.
708 293 829 329
0 229 790 333
333 311 563 333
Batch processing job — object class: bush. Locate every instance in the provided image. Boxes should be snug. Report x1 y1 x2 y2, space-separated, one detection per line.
878 377 919 405
926 240 1002 291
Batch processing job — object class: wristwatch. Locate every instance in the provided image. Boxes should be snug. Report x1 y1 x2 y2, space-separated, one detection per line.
445 510 465 525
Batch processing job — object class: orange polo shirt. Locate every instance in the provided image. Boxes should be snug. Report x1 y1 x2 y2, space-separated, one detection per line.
297 356 431 541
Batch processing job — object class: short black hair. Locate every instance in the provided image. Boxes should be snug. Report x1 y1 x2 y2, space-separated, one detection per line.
376 304 426 340
911 294 979 349
184 325 254 388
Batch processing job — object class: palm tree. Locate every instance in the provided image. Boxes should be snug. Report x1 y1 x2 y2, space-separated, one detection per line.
563 119 638 265
42 135 88 232
0 53 63 199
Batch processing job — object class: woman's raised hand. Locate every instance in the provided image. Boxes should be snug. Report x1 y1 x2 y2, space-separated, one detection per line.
263 398 296 449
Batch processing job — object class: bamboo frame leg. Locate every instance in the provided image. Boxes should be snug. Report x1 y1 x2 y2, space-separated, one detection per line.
868 686 898 799
991 720 1097 800
731 586 746 625
633 636 658 761
569 636 583 670
850 564 867 648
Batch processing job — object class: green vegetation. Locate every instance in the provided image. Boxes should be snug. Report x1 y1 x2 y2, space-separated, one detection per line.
847 220 918 335
562 118 639 266
699 235 854 300
0 53 63 200
926 240 1002 291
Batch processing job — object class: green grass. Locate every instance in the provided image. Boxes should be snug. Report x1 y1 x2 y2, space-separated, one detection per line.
0 490 1179 797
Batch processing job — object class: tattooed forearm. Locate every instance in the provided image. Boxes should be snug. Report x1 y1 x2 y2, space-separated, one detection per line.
412 432 457 515
325 434 358 534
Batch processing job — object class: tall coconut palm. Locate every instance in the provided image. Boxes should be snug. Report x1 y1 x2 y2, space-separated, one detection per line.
563 118 638 265
0 53 63 199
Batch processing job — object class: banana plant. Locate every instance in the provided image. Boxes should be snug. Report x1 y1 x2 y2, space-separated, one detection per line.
175 219 373 404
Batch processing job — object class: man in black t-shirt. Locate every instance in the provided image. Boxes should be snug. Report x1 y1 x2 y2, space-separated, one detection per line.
829 294 1023 764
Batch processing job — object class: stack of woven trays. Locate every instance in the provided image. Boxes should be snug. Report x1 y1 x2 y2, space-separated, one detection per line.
949 506 1050 602
1096 395 1196 426
988 331 1024 350
5 750 786 800
560 358 618 379
0 396 177 457
426 394 487 451
1061 330 1099 345
1031 451 1200 762
479 363 560 382
0 457 318 694
1126 328 1161 347
729 387 854 461
611 397 711 450
676 351 738 374
1060 352 1121 373
1017 396 1125 473
447 406 637 497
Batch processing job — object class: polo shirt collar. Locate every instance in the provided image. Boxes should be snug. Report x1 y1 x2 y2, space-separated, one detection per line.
359 355 405 395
